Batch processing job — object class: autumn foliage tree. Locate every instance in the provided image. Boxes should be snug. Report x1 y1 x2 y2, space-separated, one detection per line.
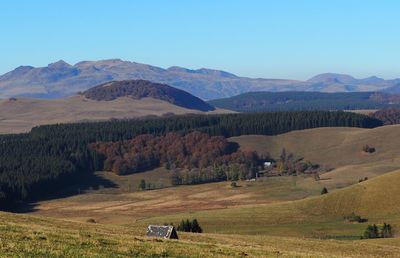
91 131 261 176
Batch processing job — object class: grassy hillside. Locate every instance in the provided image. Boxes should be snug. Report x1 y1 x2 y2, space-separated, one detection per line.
2 210 400 257
230 125 400 187
143 170 400 239
0 96 230 134
31 173 322 225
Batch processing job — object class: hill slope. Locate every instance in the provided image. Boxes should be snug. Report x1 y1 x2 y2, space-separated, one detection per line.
0 80 227 134
209 91 400 112
3 211 400 257
1 59 400 100
144 170 400 239
230 125 400 187
82 80 214 111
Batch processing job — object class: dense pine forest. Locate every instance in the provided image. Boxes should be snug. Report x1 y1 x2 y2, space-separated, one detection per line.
0 111 383 209
209 91 400 112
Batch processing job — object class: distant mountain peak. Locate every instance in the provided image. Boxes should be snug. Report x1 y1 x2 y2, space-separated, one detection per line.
167 66 194 73
48 60 71 69
307 73 357 84
360 76 384 84
195 68 238 78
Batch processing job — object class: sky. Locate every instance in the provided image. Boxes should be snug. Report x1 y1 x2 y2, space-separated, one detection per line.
1 0 400 80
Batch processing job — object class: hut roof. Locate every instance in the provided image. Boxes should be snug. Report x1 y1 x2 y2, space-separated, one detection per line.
146 225 179 239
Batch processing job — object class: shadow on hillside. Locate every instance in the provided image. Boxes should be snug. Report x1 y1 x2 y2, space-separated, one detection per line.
11 172 118 213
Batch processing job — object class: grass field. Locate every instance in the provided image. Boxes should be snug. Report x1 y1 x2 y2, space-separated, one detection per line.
142 170 400 239
230 125 400 188
31 172 323 225
2 211 400 257
0 96 232 134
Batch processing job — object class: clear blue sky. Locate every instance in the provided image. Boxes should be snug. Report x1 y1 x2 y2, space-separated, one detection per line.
1 0 400 80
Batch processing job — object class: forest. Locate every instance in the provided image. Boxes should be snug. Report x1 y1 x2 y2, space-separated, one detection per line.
91 131 261 175
371 108 400 125
209 91 400 112
0 111 383 209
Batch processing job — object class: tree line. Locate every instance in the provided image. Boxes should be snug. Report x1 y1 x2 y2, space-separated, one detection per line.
209 91 400 112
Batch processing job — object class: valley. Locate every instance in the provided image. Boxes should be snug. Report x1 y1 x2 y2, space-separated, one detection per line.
0 100 398 257
2 124 397 257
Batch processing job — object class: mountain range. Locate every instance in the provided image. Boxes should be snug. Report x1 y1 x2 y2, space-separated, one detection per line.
1 59 400 100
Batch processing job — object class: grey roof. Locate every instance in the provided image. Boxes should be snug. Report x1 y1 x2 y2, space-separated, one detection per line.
146 225 179 239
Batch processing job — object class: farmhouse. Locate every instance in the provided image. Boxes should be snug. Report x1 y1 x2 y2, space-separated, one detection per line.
264 161 272 167
146 225 179 239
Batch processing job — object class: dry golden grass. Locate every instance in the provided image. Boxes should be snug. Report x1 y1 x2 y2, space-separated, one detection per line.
31 174 322 225
0 96 232 133
142 170 400 239
230 125 400 188
2 210 400 257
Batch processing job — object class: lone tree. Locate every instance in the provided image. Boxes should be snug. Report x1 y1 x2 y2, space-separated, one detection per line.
364 224 380 239
138 179 146 191
191 219 203 233
381 223 393 238
321 187 328 195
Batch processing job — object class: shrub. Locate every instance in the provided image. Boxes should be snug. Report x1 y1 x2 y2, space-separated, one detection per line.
86 218 96 223
138 179 146 191
362 145 376 153
231 182 238 188
381 223 393 238
344 213 368 223
321 187 328 195
363 223 393 239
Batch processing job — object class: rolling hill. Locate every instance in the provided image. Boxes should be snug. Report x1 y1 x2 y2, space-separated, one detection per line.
3 210 400 257
209 91 400 112
2 59 400 100
0 80 225 134
142 169 400 240
81 79 214 111
230 125 400 188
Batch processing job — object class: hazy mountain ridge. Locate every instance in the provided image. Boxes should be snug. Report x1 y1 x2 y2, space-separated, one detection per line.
1 59 400 100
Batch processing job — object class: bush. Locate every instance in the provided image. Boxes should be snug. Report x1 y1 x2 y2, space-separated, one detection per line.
363 223 393 239
230 182 238 188
362 145 376 153
381 223 393 238
177 218 203 233
138 179 146 191
321 187 328 195
344 213 368 223
364 224 379 239
86 218 96 223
